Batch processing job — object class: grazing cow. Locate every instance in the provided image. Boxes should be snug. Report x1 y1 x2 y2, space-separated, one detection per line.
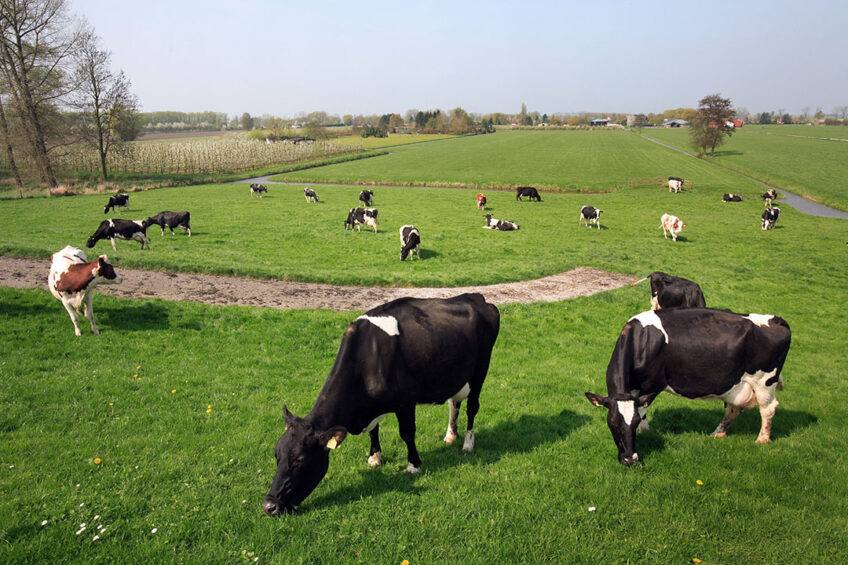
262 294 500 515
660 213 685 241
667 177 684 193
515 186 542 202
762 189 777 207
399 225 421 261
359 190 374 206
344 208 379 233
476 193 487 210
483 214 519 231
86 219 150 250
722 193 743 202
585 308 791 465
304 188 319 203
631 271 706 310
250 183 268 198
579 205 602 229
103 193 129 214
48 246 122 336
145 211 191 237
762 207 781 230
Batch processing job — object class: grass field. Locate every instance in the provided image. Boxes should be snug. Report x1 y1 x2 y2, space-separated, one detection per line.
642 125 848 211
2 131 848 563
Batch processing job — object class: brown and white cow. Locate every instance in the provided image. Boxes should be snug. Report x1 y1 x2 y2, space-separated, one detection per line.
660 214 685 241
667 177 683 193
476 193 487 210
48 246 122 336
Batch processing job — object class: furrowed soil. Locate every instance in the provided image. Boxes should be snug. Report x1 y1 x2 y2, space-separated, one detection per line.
0 256 635 311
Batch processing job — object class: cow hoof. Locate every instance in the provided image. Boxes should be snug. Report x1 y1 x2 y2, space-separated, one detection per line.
756 436 771 444
367 452 382 467
711 431 727 438
443 431 458 444
405 463 421 475
462 431 475 452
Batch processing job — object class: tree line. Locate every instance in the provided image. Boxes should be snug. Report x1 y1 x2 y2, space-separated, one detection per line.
0 0 139 187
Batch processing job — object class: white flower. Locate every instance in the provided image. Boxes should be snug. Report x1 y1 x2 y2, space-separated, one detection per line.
151 527 158 534
41 520 48 526
92 535 100 542
588 507 596 512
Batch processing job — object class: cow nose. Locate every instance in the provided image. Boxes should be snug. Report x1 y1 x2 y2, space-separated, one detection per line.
621 453 640 466
262 500 280 516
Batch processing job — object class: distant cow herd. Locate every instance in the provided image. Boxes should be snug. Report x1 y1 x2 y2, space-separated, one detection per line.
44 178 795 516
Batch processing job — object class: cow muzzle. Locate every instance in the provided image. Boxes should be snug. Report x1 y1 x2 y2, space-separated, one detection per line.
620 453 640 466
262 496 295 516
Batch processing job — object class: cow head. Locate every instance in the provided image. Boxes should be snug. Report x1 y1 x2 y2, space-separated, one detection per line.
95 256 122 284
263 406 347 515
585 391 658 465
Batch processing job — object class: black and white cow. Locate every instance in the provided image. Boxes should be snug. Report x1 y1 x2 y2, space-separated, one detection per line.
585 308 791 465
722 193 743 202
762 207 780 230
762 189 777 207
344 208 379 233
515 186 542 201
359 190 374 206
86 219 150 250
262 294 500 515
145 211 191 236
304 188 319 203
250 183 268 197
579 205 602 229
399 225 421 261
48 246 122 336
103 193 129 214
483 214 519 231
668 177 684 193
630 271 706 310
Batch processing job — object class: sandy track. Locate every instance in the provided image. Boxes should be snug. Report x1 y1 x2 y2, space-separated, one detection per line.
0 255 636 311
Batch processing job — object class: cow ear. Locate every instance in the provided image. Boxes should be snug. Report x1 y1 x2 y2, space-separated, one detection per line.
636 392 659 409
283 405 295 430
585 392 610 408
321 427 348 451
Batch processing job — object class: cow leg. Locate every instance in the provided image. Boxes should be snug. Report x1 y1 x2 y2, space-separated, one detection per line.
753 383 779 444
712 402 743 438
83 291 99 335
396 406 421 473
463 391 481 452
367 425 383 467
61 297 83 336
110 238 117 251
444 399 461 444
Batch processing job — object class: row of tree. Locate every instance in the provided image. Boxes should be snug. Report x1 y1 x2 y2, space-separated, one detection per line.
0 0 139 186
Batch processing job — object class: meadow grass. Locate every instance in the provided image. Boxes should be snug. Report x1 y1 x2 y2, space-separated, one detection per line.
2 131 848 563
643 125 848 211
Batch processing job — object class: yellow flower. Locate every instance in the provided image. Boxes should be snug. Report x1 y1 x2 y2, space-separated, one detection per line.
108 402 113 406
696 480 704 486
137 365 141 369
133 374 138 379
693 559 701 564
94 458 101 464
206 405 212 413
171 389 176 394
402 561 410 565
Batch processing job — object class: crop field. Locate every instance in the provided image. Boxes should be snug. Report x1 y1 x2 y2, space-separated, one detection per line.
2 131 848 563
643 125 848 211
331 132 461 149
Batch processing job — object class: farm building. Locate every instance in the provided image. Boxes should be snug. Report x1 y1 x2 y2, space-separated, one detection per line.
663 119 690 127
589 118 610 126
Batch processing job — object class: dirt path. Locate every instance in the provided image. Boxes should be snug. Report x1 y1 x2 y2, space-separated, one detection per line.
0 255 636 311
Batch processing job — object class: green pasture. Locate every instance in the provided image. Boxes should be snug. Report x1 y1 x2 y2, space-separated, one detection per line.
272 129 757 193
2 131 848 563
643 125 848 211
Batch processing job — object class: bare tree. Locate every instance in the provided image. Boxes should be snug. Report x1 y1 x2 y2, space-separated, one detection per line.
0 0 81 187
70 26 138 180
834 105 848 120
800 106 810 121
0 93 23 190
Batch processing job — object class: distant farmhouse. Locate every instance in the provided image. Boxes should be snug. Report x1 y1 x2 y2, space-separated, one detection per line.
590 117 610 126
663 119 690 127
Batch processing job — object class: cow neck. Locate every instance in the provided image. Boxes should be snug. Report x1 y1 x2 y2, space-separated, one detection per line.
56 262 97 293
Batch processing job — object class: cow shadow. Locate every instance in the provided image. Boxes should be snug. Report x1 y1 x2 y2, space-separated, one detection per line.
0 299 52 318
418 249 439 260
304 409 589 512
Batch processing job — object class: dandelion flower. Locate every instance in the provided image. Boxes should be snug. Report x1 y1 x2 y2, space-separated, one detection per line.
133 374 138 378
206 405 212 413
94 458 101 464
402 561 409 565
693 559 702 564
137 365 141 369
696 480 704 485
172 389 176 394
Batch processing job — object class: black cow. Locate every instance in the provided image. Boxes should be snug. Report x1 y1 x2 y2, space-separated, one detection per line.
631 271 706 310
262 294 500 514
399 225 421 261
145 211 191 237
762 207 780 230
585 308 791 465
304 188 319 203
722 193 743 202
250 183 268 198
579 205 602 229
103 193 129 214
515 186 542 201
483 214 519 231
345 208 378 233
86 219 150 251
359 190 374 206
762 189 777 207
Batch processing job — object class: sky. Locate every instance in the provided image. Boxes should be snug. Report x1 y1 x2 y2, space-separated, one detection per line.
71 0 847 119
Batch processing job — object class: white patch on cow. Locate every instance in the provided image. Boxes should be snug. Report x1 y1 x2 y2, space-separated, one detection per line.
451 383 471 402
746 313 774 327
356 315 399 336
364 413 388 432
133 220 144 229
629 311 669 343
616 400 636 425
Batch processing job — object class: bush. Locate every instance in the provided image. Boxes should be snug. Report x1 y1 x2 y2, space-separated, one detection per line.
360 126 388 138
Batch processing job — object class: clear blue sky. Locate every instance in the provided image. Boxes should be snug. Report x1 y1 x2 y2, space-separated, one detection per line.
72 0 847 118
